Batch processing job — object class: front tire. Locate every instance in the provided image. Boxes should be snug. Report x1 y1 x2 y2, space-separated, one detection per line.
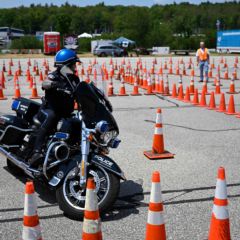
56 165 120 220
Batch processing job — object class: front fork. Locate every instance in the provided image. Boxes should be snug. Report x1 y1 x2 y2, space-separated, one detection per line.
79 122 90 189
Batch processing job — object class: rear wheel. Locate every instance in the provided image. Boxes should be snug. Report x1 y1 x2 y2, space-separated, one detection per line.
56 165 120 220
7 159 23 175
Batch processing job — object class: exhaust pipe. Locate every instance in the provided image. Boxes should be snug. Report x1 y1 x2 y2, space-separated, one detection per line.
0 146 40 178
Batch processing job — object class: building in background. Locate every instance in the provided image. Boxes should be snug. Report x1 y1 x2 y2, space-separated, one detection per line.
0 27 24 47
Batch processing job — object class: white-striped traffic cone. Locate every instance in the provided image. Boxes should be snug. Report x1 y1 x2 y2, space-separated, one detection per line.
82 178 102 240
208 167 231 240
22 182 42 240
145 171 166 240
144 108 174 160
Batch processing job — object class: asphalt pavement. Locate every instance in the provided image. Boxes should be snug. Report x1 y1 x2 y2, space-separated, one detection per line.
0 56 240 239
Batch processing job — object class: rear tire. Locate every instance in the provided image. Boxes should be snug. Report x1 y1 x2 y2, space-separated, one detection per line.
7 159 23 175
56 166 120 220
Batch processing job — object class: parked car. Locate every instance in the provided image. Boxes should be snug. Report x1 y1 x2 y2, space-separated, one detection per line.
93 45 124 57
133 47 153 56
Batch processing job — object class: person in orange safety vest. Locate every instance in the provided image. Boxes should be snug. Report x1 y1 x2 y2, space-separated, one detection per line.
196 41 210 82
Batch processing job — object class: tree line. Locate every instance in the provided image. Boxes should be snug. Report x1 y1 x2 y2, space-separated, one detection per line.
2 1 240 50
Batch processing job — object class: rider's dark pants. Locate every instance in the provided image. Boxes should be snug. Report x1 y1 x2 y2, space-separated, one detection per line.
33 108 60 152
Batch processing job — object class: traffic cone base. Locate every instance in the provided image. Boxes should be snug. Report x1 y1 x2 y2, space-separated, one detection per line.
226 91 239 94
144 92 155 95
0 96 7 100
130 93 142 96
30 96 41 99
144 150 174 160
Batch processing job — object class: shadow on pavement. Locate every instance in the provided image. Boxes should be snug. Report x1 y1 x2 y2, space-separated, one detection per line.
3 166 145 222
102 179 145 222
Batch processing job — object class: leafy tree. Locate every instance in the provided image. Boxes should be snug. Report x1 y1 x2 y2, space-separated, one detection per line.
11 36 43 49
0 2 240 50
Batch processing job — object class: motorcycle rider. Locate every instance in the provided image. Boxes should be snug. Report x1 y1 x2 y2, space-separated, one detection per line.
29 49 81 167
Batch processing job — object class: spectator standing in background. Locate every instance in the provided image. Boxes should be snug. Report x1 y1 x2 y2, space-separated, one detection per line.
196 41 210 82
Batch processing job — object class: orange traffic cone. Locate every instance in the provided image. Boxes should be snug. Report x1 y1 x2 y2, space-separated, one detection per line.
182 64 186 75
30 77 41 99
29 76 33 89
207 92 216 110
198 90 207 107
22 182 42 240
0 71 5 89
118 80 129 96
175 65 180 75
177 85 184 101
216 93 226 113
13 78 21 99
108 78 115 97
189 76 195 95
208 66 213 78
163 75 170 96
227 77 238 94
208 167 231 240
144 108 174 160
39 71 43 81
82 178 102 240
10 58 14 67
215 78 221 95
232 68 237 80
224 67 229 79
8 65 12 76
144 77 155 95
202 80 210 95
168 64 173 75
192 88 199 105
145 171 166 240
0 79 7 100
131 80 141 96
171 83 178 98
158 79 164 94
183 86 191 103
225 95 237 115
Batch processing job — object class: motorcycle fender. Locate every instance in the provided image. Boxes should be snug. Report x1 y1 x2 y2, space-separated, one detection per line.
48 154 126 187
48 156 81 188
91 154 126 180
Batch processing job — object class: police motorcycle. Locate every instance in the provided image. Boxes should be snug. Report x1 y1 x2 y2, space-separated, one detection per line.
0 79 124 219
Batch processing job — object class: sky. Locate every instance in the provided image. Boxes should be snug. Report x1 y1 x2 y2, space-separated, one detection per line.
0 0 235 8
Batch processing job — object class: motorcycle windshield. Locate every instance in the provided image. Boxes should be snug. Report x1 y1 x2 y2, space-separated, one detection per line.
75 82 119 133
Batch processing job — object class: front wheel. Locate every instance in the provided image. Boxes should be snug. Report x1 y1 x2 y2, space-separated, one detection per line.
56 165 120 220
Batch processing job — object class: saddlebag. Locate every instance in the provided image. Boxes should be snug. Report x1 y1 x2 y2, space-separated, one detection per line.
0 115 30 145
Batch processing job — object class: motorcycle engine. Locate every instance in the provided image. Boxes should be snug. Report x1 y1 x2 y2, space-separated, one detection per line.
51 142 70 161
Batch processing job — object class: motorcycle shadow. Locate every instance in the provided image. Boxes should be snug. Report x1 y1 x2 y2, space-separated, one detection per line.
3 166 57 204
4 166 145 221
101 179 145 222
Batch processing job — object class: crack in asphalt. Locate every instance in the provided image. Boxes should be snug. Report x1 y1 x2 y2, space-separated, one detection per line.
145 120 240 132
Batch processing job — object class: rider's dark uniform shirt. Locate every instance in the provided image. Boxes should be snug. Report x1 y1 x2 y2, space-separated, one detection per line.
44 70 80 117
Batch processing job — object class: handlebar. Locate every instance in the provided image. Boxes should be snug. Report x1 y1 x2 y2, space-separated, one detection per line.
56 88 72 95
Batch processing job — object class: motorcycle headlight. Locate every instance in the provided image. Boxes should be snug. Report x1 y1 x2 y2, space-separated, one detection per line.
100 130 118 145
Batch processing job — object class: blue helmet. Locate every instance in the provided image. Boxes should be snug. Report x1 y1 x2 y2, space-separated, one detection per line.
54 49 80 67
